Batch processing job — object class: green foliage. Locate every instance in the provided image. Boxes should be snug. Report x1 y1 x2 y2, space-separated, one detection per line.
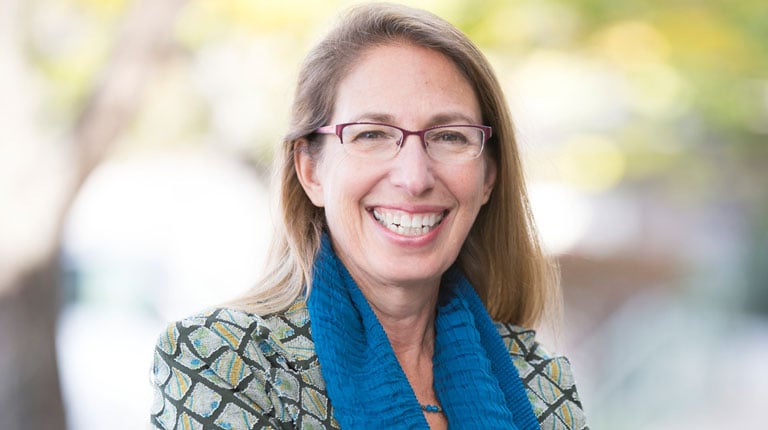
462 0 766 205
25 0 767 196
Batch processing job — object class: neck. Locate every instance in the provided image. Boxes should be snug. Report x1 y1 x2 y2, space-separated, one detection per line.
357 280 439 358
358 280 441 410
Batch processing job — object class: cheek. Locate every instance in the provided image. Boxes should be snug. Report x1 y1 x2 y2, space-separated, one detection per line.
319 159 370 215
450 166 492 201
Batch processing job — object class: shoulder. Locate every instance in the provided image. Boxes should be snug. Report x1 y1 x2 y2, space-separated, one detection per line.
155 300 316 370
495 322 589 430
151 300 335 429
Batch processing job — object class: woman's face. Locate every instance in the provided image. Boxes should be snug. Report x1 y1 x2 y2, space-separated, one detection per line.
297 42 496 291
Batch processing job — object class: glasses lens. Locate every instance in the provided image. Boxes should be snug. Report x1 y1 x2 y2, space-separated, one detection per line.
340 123 401 159
425 126 485 162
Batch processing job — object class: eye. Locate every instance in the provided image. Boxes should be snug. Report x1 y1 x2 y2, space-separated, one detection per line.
429 129 470 145
356 130 388 140
346 124 398 145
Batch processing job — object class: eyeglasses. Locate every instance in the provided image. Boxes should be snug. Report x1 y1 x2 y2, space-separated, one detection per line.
314 122 492 163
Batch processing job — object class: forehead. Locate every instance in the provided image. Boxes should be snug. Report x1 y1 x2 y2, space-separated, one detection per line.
332 43 481 124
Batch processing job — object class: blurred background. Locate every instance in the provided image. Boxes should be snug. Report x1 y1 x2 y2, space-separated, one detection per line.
1 0 766 428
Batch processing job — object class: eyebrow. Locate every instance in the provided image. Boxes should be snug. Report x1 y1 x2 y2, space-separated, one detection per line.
350 112 481 127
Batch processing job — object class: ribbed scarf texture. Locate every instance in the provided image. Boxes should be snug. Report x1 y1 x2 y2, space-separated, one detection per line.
307 234 540 429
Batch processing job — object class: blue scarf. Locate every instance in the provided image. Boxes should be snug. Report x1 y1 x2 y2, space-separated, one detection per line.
307 234 540 429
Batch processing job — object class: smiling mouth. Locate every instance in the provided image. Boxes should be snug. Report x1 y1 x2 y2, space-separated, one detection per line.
372 208 446 236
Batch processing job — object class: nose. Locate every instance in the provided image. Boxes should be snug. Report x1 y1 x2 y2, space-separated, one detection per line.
389 134 435 196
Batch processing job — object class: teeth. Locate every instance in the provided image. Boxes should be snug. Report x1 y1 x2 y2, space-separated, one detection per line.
372 209 445 236
401 213 412 228
411 215 422 229
424 214 432 227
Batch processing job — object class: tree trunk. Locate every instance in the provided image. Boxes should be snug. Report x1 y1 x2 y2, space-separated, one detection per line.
0 252 65 429
0 0 188 427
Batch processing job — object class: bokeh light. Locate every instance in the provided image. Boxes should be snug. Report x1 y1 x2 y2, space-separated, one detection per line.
2 1 766 429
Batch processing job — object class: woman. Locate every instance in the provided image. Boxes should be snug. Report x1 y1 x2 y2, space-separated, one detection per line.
150 3 587 429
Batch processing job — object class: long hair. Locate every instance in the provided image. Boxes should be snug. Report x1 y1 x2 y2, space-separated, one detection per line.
227 2 560 328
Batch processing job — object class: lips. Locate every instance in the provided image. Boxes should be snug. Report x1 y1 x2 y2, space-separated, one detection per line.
372 208 445 236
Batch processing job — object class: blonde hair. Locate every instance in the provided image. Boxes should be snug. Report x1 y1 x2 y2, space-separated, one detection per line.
228 3 560 328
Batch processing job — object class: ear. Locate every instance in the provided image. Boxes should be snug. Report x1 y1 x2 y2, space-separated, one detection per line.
481 157 497 204
294 139 325 207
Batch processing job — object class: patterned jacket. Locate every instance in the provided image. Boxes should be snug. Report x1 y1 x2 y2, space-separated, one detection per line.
150 300 588 429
